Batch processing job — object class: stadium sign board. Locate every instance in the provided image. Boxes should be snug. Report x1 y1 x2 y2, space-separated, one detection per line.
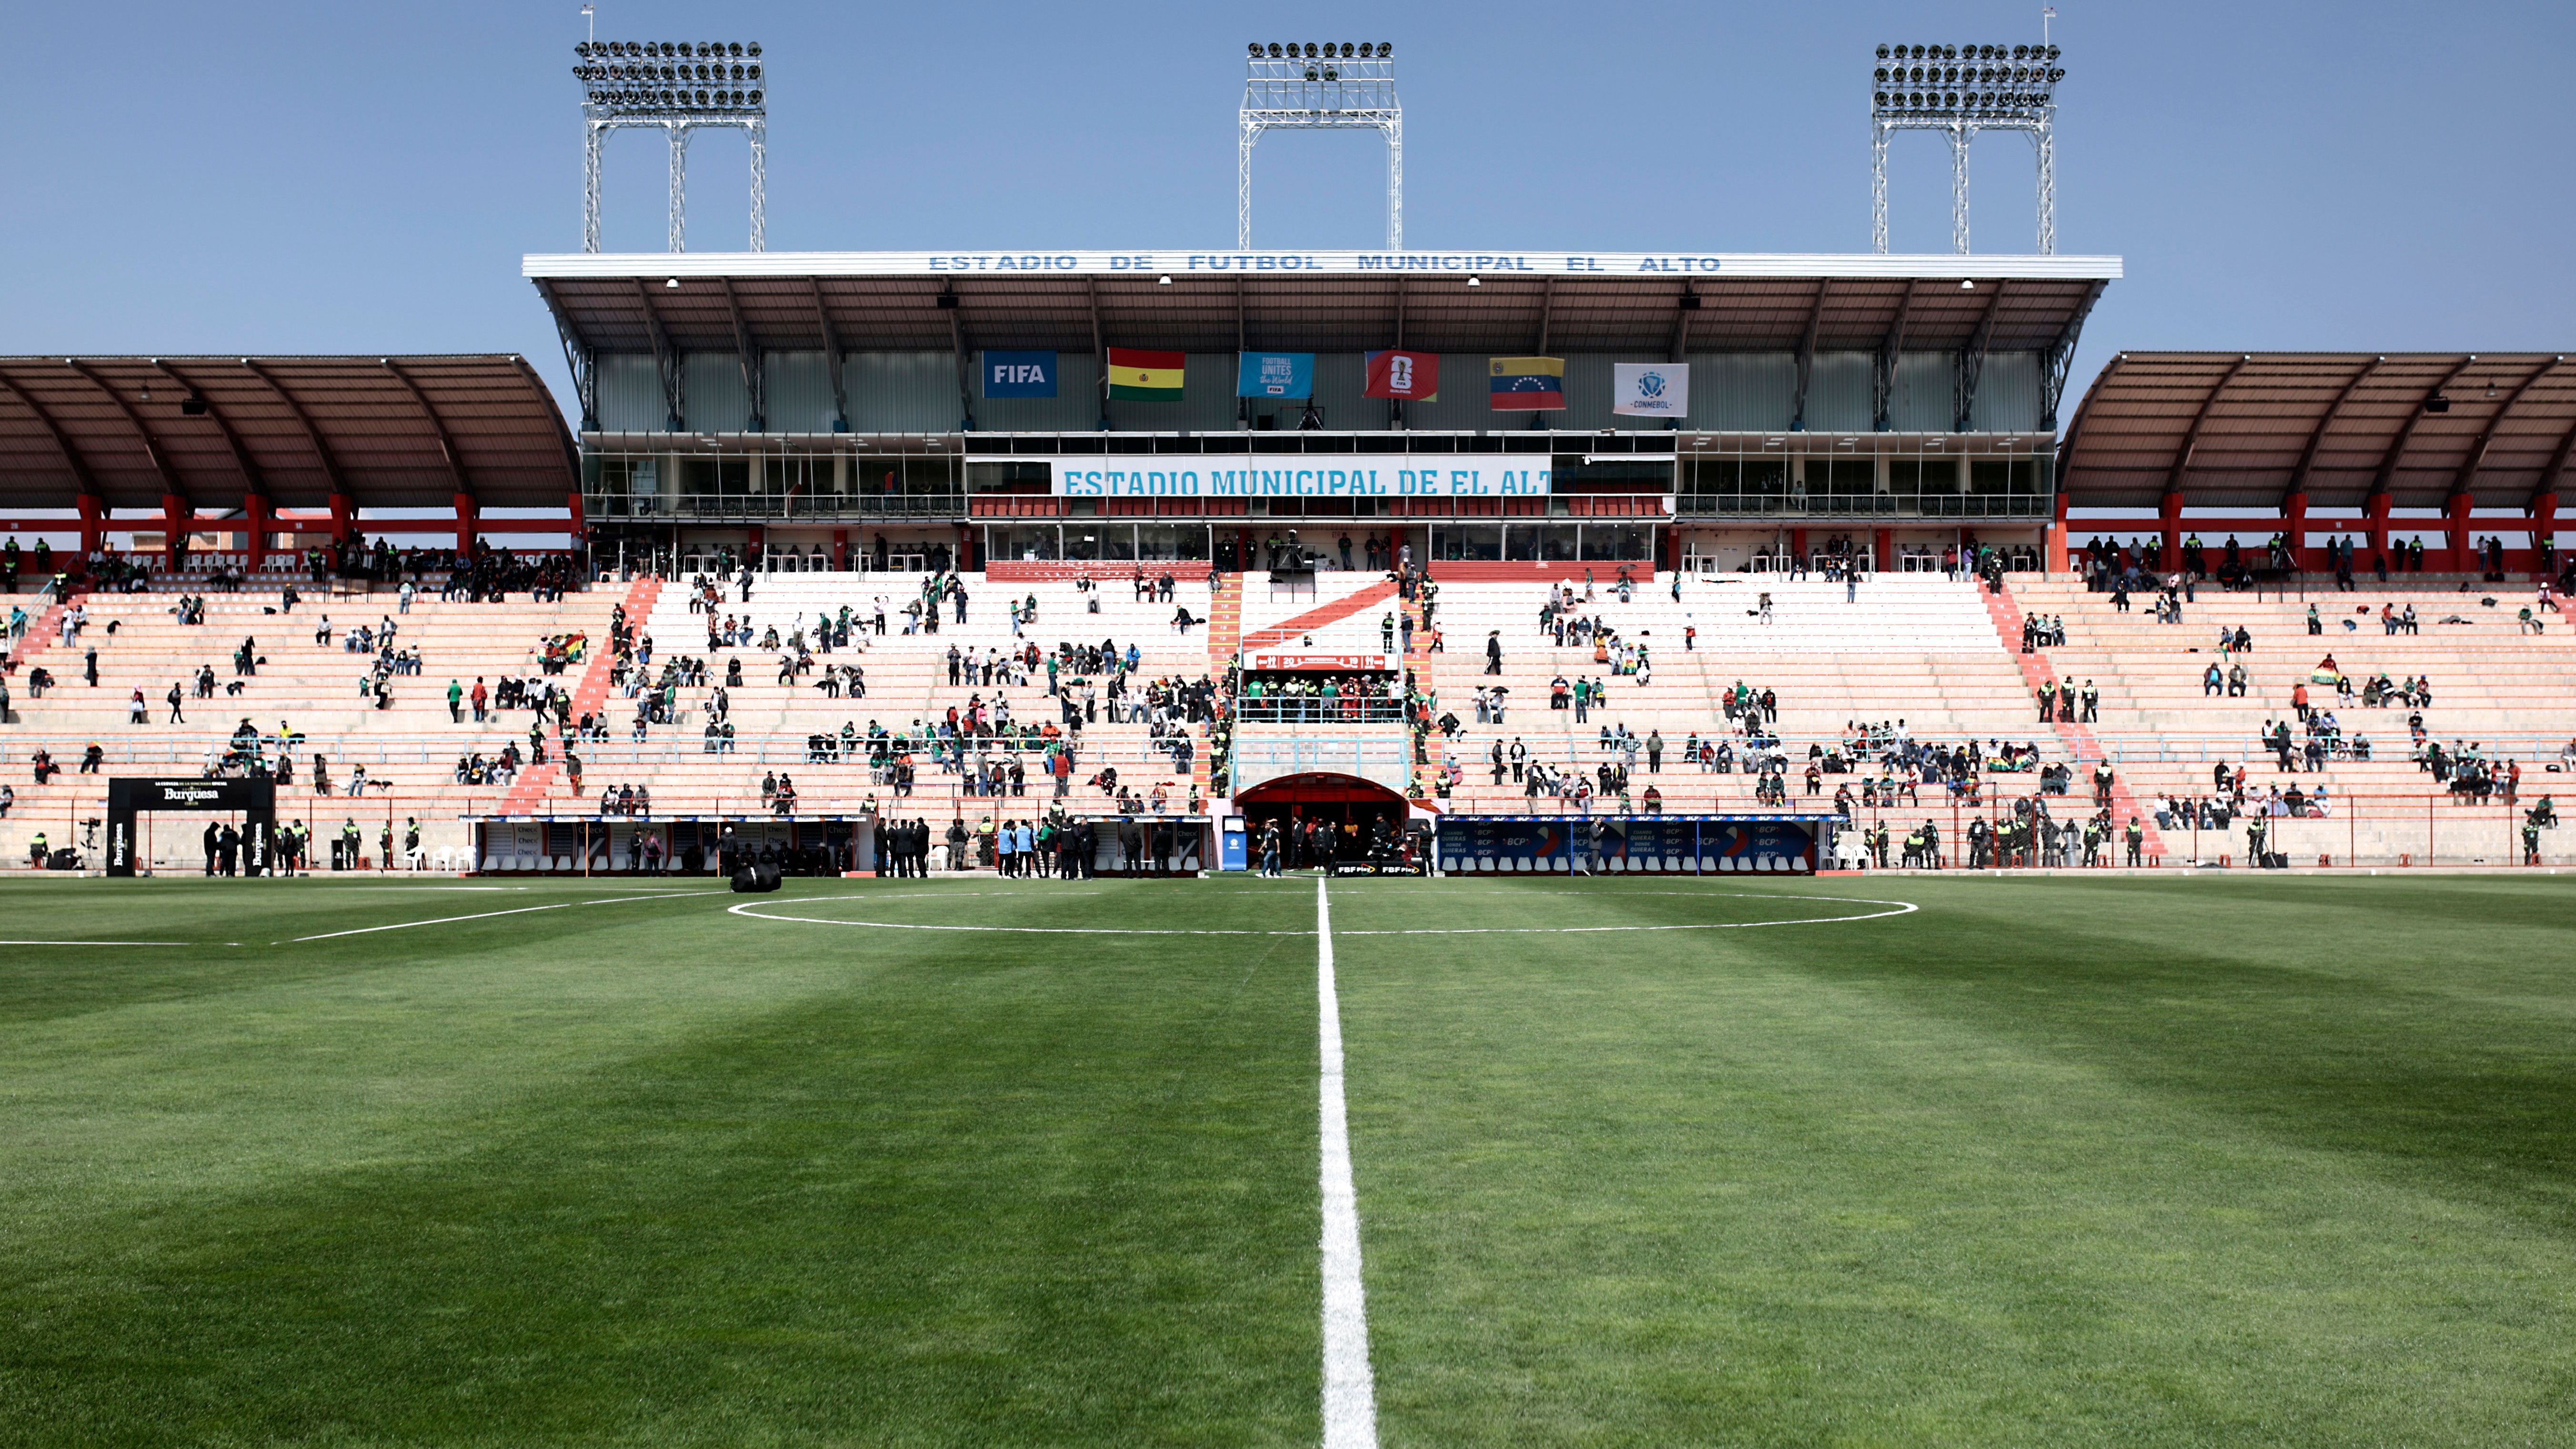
1049 454 1554 498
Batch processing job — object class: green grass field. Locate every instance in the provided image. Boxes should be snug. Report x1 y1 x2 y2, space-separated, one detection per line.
2 872 2573 1446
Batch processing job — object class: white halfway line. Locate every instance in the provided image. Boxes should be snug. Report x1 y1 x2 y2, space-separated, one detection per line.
1317 876 1379 1449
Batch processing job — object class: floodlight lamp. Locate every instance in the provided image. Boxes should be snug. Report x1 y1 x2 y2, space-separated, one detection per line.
1305 65 1319 80
1157 274 1173 285
1876 43 1890 58
747 65 760 80
1249 42 1263 55
2046 44 2060 60
664 277 680 289
1465 276 1480 287
1380 41 1394 55
1960 279 1975 290
746 42 760 57
749 89 762 103
1323 65 1338 80
2049 67 2065 81
727 41 741 56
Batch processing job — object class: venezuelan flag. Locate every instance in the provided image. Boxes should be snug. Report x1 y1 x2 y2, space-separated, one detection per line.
1107 347 1187 401
1489 355 1565 410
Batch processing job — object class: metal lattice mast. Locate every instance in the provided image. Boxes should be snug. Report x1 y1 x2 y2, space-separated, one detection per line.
572 38 768 252
1868 39 2063 254
1950 124 1971 255
667 123 691 252
1238 41 1402 250
1869 122 1891 253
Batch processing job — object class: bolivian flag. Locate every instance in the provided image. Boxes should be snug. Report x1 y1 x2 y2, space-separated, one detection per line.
1107 347 1186 401
1489 356 1565 410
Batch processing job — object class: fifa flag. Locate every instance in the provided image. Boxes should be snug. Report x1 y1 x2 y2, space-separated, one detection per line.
1106 347 1186 401
1364 349 1439 402
983 350 1057 398
1237 352 1315 399
1611 362 1690 418
1489 356 1565 410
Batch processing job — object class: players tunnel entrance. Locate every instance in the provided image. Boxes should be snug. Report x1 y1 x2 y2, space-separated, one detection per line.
1233 772 1422 870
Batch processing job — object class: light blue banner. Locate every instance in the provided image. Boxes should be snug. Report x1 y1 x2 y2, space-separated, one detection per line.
1237 351 1316 399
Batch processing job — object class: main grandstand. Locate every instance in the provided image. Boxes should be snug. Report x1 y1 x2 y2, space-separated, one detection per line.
0 250 2566 874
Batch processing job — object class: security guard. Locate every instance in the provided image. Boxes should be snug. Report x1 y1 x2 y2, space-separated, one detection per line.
2125 815 2145 867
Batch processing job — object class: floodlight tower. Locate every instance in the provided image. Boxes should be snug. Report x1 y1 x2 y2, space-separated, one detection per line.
573 39 768 252
1239 41 1403 250
1869 40 2064 253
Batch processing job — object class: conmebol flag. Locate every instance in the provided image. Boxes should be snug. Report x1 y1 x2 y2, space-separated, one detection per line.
1106 348 1186 401
1489 356 1565 410
1363 349 1439 402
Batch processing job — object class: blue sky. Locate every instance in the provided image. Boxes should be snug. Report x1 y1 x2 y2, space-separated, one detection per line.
4 0 2569 416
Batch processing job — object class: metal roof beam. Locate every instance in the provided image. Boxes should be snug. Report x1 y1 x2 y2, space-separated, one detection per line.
1871 282 1911 432
533 278 598 432
379 359 469 501
2284 355 2382 502
2368 355 2479 501
237 358 349 496
632 278 685 432
808 277 847 431
1789 280 1829 431
1953 281 2006 433
62 358 182 500
2038 278 2103 430
0 365 104 500
2449 355 2561 501
510 353 584 488
2539 411 2576 505
1533 276 1555 355
2165 353 2254 495
719 276 766 432
152 361 268 501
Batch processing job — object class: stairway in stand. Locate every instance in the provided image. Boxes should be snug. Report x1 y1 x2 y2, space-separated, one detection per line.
1981 581 2167 863
499 576 662 815
1404 586 1440 805
1201 573 1240 798
7 588 82 682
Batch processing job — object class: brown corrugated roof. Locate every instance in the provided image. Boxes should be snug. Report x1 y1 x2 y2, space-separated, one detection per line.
2059 351 2576 511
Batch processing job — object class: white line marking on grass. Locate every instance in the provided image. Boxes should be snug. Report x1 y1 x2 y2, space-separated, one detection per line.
1336 892 1918 935
291 890 727 941
725 901 1308 935
1315 876 1379 1449
0 939 192 946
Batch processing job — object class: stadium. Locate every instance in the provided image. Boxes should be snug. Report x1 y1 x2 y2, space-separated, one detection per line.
2 19 2573 1449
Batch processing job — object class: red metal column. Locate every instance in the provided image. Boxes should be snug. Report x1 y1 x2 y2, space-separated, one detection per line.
2533 491 2559 576
2365 492 2391 561
832 526 850 571
2160 489 2184 563
2445 492 2473 572
2045 492 2069 574
243 494 270 573
1874 526 1894 572
2283 489 2307 570
161 493 188 572
76 494 103 559
328 491 356 545
453 490 478 559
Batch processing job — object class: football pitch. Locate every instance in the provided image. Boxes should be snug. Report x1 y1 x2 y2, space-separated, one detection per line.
2 872 2573 1447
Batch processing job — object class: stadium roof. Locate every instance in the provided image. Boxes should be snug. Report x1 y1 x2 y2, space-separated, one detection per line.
2060 351 2576 512
525 250 2120 357
0 355 579 513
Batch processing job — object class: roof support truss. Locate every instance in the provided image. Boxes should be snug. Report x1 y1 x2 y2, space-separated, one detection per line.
1871 282 1912 432
2369 355 2480 501
719 276 766 433
1533 277 1555 356
379 359 469 500
0 368 104 500
2539 410 2576 506
808 278 847 431
632 279 686 432
62 358 181 500
2038 278 2102 430
2450 355 2562 502
943 281 975 432
532 278 598 432
2284 355 2383 502
1953 282 2005 433
152 361 268 500
238 359 348 497
1789 281 1829 432
2166 353 2254 495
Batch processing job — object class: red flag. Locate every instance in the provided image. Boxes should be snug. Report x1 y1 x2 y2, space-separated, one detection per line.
1364 349 1439 401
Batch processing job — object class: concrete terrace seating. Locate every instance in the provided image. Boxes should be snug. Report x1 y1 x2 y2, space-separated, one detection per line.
574 570 1224 822
1424 575 2072 816
2007 574 2576 864
0 585 627 872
